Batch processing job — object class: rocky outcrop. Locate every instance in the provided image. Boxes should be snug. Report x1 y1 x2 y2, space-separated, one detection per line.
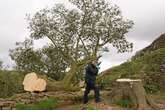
0 98 15 110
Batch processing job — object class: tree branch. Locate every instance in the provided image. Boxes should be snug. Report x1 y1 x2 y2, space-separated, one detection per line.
99 27 112 47
47 36 74 63
74 37 80 61
93 35 100 56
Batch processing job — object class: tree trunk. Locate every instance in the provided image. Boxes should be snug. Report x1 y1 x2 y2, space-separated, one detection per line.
46 64 84 92
109 80 160 110
62 64 78 87
60 55 100 89
132 82 152 110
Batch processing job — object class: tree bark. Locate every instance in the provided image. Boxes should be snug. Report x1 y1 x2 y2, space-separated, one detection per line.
132 82 152 110
57 55 101 90
133 82 161 110
62 64 78 87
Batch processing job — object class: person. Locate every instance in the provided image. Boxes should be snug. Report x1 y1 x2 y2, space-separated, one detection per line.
83 60 101 104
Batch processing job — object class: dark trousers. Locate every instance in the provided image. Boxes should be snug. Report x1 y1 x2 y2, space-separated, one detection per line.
83 81 100 104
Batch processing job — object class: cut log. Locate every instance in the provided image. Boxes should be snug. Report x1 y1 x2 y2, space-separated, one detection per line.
35 78 46 92
23 72 46 92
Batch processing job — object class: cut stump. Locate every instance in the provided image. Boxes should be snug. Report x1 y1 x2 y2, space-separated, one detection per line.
109 78 160 110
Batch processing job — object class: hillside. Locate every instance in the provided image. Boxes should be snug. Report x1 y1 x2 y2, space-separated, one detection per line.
133 33 165 59
99 34 165 93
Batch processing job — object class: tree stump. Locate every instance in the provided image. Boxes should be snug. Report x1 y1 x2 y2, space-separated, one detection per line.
109 79 160 110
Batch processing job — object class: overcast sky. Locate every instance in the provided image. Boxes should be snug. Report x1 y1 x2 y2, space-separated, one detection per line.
0 0 165 71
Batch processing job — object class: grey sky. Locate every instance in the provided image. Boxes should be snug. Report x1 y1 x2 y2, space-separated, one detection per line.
0 0 165 71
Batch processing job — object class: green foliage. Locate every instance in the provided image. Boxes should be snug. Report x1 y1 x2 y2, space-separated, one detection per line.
0 70 24 98
9 39 67 80
28 0 133 56
16 97 59 110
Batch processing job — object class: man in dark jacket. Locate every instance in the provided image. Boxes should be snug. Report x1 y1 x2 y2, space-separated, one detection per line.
83 60 101 104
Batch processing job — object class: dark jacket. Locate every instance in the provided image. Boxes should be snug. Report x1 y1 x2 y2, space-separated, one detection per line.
85 63 98 83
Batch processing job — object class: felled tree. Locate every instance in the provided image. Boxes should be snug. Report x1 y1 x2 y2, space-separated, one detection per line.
10 39 43 73
27 0 134 87
9 39 67 80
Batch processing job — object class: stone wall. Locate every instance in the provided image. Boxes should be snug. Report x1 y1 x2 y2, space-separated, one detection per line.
0 91 83 110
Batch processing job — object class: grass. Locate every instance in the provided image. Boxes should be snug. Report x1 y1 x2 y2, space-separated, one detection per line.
117 97 133 108
16 97 59 110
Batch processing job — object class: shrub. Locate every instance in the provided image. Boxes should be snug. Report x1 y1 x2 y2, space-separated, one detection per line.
0 70 24 98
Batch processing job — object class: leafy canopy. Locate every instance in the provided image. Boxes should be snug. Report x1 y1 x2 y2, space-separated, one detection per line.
28 0 133 64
